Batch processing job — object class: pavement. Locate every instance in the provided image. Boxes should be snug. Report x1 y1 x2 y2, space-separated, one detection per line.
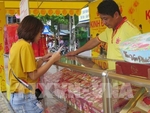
0 50 91 113
0 92 14 113
0 55 14 113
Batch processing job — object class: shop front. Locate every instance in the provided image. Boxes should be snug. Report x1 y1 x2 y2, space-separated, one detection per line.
1 0 150 113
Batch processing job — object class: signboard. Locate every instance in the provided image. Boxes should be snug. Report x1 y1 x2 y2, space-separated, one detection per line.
0 2 6 91
89 0 105 57
20 0 29 21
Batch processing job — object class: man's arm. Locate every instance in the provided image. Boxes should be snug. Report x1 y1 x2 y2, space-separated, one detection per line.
66 37 100 56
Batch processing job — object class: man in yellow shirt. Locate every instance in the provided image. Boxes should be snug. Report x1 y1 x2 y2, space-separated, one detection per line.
66 0 141 69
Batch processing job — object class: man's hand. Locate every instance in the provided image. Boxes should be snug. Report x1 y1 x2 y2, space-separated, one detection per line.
65 51 78 56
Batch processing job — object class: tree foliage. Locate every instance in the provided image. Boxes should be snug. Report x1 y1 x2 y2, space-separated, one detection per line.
76 27 87 40
36 14 69 46
49 14 68 33
36 14 68 34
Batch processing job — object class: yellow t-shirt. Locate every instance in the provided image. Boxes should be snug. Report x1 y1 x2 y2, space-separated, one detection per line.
98 17 141 69
8 39 37 94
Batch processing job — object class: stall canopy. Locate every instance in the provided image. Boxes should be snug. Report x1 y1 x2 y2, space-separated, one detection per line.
1 0 94 16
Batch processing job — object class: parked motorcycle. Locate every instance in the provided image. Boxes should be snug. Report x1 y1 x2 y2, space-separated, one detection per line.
49 46 69 55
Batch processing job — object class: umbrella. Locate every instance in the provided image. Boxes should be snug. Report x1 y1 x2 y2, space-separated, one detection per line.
47 32 54 36
59 32 67 36
42 25 50 35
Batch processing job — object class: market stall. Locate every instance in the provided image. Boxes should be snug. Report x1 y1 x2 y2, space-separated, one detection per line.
1 0 150 112
0 0 95 92
38 55 150 113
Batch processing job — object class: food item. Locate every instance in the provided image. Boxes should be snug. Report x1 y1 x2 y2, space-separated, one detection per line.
119 32 150 64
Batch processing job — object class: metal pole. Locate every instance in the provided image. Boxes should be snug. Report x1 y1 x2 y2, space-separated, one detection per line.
102 71 113 113
69 15 76 51
69 16 72 51
106 77 113 113
102 71 108 113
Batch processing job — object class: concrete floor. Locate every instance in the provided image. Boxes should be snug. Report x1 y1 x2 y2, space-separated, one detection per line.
0 92 14 113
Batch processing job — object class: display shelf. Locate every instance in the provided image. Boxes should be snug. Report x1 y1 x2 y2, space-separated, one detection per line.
55 56 150 89
108 70 150 89
50 56 150 113
54 56 109 77
43 95 79 113
120 87 146 113
44 93 83 113
5 54 150 112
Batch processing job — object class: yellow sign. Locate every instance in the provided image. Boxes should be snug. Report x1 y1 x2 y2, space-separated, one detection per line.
0 2 6 92
115 0 150 33
89 0 107 57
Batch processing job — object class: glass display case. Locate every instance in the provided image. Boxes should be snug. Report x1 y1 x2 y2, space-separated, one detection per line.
40 55 150 113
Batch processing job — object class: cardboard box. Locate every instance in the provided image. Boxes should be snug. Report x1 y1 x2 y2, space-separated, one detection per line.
116 61 150 79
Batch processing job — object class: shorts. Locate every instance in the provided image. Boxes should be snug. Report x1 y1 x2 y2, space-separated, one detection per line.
10 93 43 113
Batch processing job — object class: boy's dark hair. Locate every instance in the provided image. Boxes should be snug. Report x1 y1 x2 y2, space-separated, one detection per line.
17 15 44 42
97 0 120 17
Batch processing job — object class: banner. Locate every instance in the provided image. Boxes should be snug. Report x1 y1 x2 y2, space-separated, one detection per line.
0 2 6 91
89 0 106 57
115 0 150 33
20 0 29 21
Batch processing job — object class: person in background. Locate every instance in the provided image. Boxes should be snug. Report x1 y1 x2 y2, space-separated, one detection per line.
47 35 53 49
8 15 61 113
66 0 141 69
59 36 64 47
